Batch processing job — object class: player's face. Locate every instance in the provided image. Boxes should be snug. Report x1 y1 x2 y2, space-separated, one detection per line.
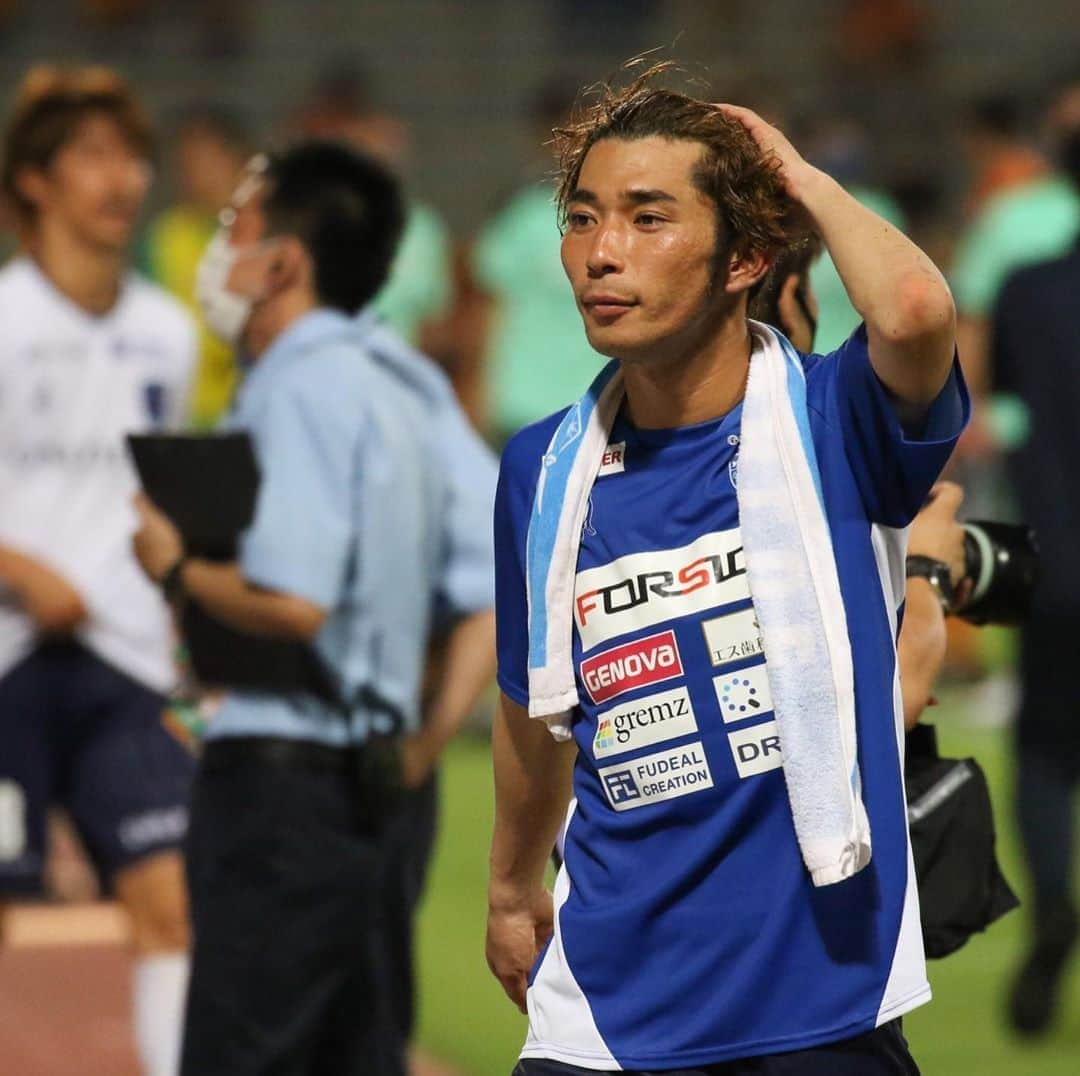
38 114 151 252
561 136 724 363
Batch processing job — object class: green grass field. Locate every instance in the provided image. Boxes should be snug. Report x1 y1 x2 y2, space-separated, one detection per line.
414 709 1080 1075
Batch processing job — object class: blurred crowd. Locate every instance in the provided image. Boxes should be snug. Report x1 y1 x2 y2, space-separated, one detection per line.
11 59 1070 457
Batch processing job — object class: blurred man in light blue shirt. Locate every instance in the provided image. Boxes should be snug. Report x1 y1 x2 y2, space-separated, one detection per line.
354 308 498 1060
133 142 494 1076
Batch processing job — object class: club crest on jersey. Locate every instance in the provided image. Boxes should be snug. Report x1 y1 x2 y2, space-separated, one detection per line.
727 433 740 490
574 528 749 651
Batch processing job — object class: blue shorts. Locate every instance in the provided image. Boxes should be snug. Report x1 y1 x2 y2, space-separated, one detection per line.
0 640 195 894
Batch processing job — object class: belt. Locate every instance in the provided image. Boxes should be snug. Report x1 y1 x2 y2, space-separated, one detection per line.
201 736 358 776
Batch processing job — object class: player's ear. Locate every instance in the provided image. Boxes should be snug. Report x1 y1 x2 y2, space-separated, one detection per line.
14 165 50 213
723 243 771 296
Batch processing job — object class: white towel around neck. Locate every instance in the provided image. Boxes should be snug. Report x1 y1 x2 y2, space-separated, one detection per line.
525 320 871 886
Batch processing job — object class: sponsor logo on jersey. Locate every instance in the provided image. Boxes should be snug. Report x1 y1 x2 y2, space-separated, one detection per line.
574 528 749 650
598 742 714 811
701 606 764 667
594 718 616 753
591 685 697 759
580 630 684 705
597 441 626 477
583 630 682 704
727 720 784 778
713 664 773 724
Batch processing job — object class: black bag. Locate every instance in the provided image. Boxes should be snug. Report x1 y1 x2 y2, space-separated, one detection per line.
905 723 1019 958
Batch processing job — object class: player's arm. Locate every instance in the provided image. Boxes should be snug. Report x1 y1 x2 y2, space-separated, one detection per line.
401 609 496 787
721 105 955 411
487 692 577 1013
897 482 968 728
0 542 87 632
131 494 325 642
897 579 948 730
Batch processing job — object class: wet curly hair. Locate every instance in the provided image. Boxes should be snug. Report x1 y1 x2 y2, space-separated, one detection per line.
554 62 809 273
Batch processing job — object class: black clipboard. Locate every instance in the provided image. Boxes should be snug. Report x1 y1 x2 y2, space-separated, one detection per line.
127 432 341 705
127 433 260 559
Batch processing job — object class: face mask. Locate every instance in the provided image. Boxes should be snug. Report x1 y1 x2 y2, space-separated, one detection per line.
195 230 258 345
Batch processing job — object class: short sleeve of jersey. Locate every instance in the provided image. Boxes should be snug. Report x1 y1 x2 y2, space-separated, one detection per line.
238 370 356 609
812 325 970 527
494 413 564 706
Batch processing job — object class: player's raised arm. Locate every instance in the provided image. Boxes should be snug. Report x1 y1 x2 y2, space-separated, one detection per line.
720 104 956 411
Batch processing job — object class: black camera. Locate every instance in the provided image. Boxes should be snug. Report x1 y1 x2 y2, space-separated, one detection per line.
954 520 1039 626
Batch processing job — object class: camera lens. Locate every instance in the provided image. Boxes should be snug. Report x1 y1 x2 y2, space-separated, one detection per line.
959 520 1039 626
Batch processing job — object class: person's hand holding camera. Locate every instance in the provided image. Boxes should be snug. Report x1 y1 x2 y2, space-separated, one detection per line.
908 481 971 612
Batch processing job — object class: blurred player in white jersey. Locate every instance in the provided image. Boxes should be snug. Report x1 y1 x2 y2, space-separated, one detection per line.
0 67 196 1075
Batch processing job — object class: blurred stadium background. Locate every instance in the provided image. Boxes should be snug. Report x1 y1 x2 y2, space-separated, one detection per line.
0 1 1078 1073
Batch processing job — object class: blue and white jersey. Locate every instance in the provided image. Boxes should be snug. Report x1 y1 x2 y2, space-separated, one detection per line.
494 328 968 1070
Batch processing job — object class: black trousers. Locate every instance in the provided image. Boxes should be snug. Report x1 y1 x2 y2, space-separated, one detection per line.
1015 613 1080 908
181 740 405 1076
513 1019 919 1075
376 769 440 1046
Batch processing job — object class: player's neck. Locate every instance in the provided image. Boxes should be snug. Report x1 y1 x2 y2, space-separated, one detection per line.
27 223 124 317
621 312 751 430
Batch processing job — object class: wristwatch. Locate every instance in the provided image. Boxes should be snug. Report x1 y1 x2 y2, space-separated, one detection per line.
905 555 955 615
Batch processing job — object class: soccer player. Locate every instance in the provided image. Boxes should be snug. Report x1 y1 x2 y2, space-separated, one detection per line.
488 67 966 1074
0 67 197 1074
